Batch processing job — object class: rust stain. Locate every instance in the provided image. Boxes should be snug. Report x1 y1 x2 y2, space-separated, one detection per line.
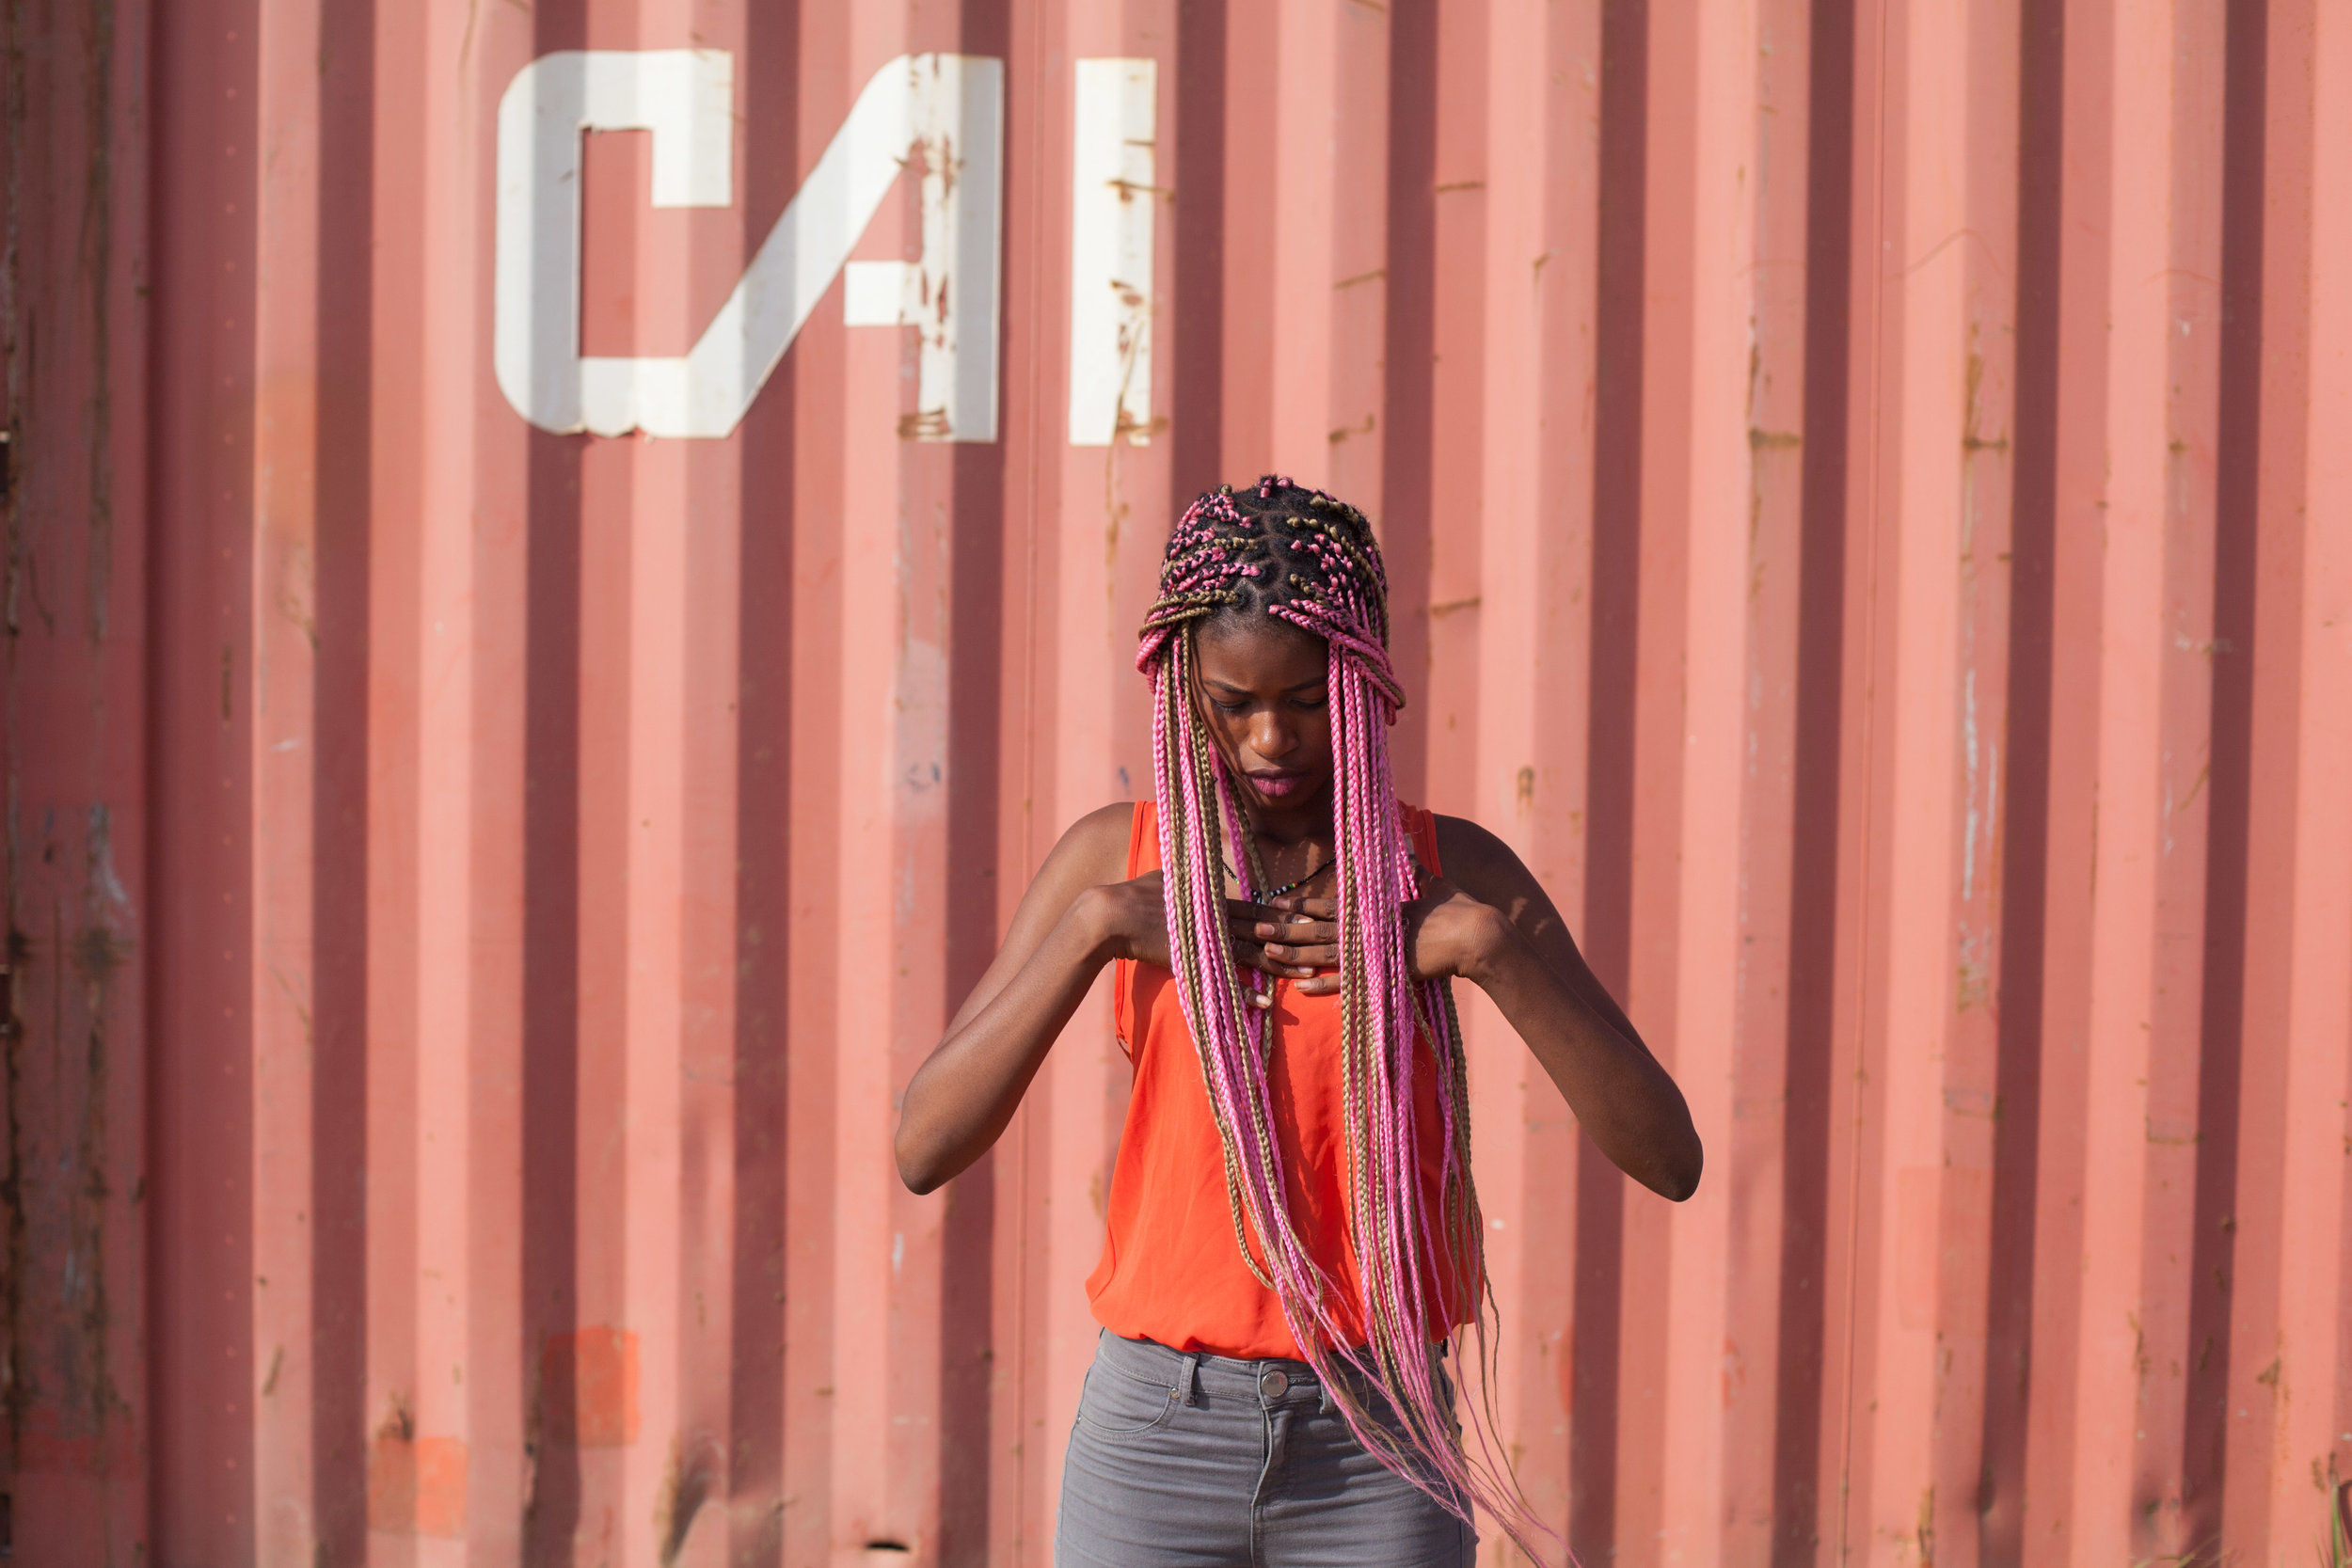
655 1433 720 1564
367 1394 417 1529
70 804 132 1459
1112 411 1168 445
1961 347 2010 453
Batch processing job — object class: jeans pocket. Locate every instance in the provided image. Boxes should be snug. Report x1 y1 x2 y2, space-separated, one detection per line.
1073 1362 1178 1438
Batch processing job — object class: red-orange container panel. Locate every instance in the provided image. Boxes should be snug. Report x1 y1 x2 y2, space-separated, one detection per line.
6 0 2348 1564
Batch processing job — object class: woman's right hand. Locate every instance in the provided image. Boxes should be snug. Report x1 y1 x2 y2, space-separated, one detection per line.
1088 870 1171 968
1087 871 1334 1006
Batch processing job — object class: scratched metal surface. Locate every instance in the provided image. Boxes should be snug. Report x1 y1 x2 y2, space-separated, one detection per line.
5 0 2349 1564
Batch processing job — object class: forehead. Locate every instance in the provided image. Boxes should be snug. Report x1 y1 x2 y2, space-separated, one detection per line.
1194 615 1328 688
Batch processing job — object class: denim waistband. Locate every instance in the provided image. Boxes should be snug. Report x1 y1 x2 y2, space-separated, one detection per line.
1095 1329 1341 1414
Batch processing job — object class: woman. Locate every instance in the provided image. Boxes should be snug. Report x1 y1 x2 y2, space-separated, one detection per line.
897 478 1701 1566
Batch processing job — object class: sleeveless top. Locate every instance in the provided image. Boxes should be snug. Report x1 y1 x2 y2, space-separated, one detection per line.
1085 800 1473 1359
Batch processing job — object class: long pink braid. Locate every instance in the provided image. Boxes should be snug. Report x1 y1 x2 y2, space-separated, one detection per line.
1136 479 1555 1561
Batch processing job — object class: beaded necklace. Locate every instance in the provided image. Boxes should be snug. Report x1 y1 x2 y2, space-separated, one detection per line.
1228 845 1331 902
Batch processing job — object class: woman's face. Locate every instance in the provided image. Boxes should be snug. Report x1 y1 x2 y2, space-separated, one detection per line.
1190 613 1334 817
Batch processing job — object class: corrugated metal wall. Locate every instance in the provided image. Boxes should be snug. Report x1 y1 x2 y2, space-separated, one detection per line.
5 0 2348 1562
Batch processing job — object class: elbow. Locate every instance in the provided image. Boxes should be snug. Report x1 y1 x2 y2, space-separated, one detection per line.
895 1124 944 1196
1657 1128 1705 1203
897 1155 946 1198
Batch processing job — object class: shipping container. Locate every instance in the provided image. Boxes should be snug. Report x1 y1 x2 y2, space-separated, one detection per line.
4 0 2348 1563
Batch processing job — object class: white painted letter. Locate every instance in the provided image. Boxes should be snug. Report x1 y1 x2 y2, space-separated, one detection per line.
1067 58 1156 446
495 51 1004 441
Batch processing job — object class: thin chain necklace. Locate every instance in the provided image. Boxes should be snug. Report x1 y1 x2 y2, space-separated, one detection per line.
1234 847 1332 901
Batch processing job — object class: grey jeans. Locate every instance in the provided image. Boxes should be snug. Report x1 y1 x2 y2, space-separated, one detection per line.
1055 1329 1478 1567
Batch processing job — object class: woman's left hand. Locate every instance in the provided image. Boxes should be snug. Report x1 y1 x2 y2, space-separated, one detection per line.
1400 868 1511 984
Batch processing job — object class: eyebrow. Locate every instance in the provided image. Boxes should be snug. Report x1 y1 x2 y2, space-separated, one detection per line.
1205 677 1327 695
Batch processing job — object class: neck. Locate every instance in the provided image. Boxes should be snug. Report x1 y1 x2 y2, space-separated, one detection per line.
1236 784 1334 851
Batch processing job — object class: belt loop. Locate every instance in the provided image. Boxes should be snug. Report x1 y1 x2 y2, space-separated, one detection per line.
1318 1375 1334 1416
1177 1353 1200 1406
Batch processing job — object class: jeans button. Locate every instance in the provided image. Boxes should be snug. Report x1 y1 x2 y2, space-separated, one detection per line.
1260 1369 1290 1399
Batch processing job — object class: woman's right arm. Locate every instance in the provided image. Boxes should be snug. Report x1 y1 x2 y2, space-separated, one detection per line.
895 804 1152 1195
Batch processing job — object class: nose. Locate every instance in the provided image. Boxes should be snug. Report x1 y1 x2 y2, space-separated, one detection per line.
1249 708 1295 761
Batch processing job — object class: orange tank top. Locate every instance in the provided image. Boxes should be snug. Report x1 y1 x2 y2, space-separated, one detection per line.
1087 800 1473 1359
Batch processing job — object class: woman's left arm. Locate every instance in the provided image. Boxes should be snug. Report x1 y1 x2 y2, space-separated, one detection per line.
1418 816 1700 1201
1248 816 1701 1199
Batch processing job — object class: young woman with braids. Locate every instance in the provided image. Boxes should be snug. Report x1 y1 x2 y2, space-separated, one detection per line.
897 478 1700 1566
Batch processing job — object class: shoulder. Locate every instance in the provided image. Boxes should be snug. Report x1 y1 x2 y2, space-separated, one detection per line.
1045 800 1146 887
1429 814 1534 899
991 801 1143 945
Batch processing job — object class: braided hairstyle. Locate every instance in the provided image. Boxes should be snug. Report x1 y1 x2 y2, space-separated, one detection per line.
1137 477 1548 1558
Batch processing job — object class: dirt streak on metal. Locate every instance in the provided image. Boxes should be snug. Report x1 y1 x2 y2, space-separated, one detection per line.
1 2 130 1544
79 0 114 645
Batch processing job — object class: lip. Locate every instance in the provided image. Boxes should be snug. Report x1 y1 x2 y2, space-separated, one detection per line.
1243 769 1313 800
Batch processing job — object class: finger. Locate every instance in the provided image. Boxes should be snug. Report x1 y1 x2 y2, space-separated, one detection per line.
1263 912 1328 939
1267 895 1339 919
1295 975 1342 995
1232 920 1337 949
1221 926 1321 975
1263 942 1340 969
1240 946 1321 979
